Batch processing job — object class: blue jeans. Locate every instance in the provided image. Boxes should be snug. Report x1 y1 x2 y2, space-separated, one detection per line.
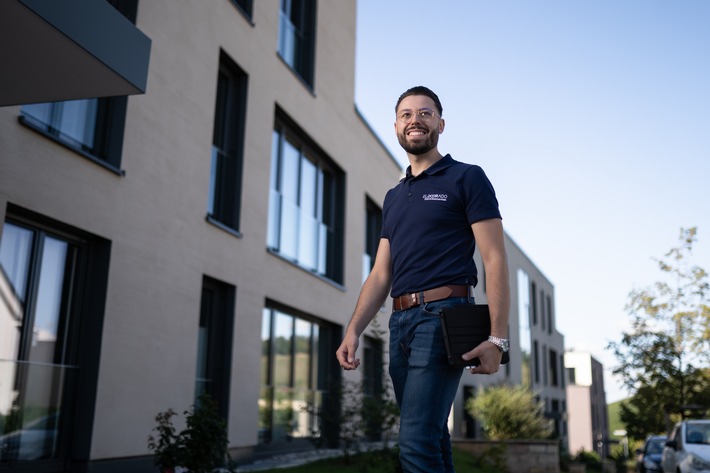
388 297 469 473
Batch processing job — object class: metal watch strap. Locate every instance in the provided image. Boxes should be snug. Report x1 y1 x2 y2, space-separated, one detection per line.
488 335 509 353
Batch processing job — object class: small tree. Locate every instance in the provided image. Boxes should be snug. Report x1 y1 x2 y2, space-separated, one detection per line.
466 384 552 440
608 227 710 439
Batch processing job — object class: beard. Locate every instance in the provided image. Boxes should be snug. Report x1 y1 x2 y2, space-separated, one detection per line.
397 126 439 155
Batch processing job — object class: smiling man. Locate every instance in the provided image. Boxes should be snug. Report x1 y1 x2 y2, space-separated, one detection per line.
336 86 510 473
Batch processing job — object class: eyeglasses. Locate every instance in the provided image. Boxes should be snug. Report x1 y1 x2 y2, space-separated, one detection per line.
396 108 439 123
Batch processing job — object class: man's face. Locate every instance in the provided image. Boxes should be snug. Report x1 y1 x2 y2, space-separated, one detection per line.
394 95 445 155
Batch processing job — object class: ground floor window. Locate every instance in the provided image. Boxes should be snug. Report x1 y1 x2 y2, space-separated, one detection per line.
258 305 335 444
0 205 109 469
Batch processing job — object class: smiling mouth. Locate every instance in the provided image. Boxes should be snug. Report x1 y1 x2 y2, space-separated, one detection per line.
406 127 427 137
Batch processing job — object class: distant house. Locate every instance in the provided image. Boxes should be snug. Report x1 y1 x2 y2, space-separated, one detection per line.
565 351 611 458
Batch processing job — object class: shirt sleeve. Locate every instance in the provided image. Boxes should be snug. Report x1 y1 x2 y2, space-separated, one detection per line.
462 165 502 224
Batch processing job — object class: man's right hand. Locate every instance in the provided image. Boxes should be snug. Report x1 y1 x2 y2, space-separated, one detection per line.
336 333 361 370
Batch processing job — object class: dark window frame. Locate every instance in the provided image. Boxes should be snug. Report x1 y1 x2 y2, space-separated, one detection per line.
277 0 317 88
195 276 235 421
230 0 253 20
267 110 344 284
530 281 538 325
207 51 248 235
259 302 338 446
364 197 382 278
0 204 110 468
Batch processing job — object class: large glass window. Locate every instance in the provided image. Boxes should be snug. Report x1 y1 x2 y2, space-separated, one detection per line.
267 117 344 283
517 269 531 387
207 53 248 233
195 276 235 420
20 97 127 171
0 209 109 468
277 0 317 87
259 306 332 445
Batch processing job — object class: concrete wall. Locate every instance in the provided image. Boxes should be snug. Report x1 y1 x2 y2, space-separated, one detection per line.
453 439 561 473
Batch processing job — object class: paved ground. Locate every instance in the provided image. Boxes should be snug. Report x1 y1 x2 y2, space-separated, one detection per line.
234 448 345 472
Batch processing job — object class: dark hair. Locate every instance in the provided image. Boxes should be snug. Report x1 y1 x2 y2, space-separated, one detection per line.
395 86 443 116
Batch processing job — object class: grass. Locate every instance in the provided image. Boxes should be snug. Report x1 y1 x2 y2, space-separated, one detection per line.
250 447 499 473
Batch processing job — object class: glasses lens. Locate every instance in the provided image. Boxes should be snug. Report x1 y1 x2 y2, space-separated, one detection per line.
397 110 413 122
397 109 436 122
419 109 434 120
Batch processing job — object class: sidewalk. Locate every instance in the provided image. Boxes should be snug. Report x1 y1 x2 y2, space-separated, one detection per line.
234 448 345 472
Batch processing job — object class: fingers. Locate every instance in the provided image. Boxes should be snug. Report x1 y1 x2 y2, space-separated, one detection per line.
336 338 361 370
462 344 502 375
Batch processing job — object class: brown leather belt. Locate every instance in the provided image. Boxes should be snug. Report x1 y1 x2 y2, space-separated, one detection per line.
392 285 470 311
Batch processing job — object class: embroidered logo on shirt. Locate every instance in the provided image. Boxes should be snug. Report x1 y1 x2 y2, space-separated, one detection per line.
422 193 448 201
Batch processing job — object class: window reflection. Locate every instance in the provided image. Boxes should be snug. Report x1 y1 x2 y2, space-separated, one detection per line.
259 308 325 444
518 269 532 386
0 222 76 463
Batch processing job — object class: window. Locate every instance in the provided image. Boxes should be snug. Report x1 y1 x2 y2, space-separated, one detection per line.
259 305 335 444
363 197 382 283
361 335 384 441
267 114 344 283
547 295 553 334
542 344 548 385
530 281 538 325
549 348 559 387
362 336 383 398
517 269 532 386
533 340 540 384
207 52 248 233
17 0 136 173
195 276 235 419
462 386 477 439
0 206 110 467
278 0 317 87
566 367 576 385
230 0 253 18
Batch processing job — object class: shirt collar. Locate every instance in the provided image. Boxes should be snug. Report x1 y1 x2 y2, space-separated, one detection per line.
403 154 455 180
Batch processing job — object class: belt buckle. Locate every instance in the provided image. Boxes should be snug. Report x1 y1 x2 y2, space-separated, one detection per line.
410 293 417 307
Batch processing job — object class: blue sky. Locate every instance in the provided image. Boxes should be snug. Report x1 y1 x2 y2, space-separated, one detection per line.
354 0 710 402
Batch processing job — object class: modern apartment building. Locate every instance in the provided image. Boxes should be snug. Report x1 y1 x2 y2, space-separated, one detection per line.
1 1 570 472
451 236 568 445
565 351 610 458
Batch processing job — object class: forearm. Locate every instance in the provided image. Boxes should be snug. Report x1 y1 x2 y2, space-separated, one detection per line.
484 254 510 338
346 271 391 336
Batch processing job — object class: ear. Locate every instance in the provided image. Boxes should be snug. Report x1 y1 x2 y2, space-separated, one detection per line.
438 118 445 134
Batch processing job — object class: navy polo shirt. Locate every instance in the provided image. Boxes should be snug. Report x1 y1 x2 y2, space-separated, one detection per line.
381 154 501 298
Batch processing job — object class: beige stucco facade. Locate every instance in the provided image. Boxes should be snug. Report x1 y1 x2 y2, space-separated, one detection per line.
0 1 583 470
0 1 401 468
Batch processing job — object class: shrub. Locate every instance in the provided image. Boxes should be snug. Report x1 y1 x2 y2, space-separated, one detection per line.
147 394 234 473
465 384 553 440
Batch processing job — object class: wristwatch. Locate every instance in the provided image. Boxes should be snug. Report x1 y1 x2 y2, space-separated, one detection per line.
488 336 510 353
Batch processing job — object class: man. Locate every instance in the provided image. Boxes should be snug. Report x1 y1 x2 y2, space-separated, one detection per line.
336 86 510 473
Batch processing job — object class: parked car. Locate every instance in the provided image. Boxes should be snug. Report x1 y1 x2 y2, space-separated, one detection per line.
637 435 667 473
662 419 710 473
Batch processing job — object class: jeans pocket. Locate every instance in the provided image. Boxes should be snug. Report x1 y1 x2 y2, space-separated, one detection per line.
422 297 470 316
